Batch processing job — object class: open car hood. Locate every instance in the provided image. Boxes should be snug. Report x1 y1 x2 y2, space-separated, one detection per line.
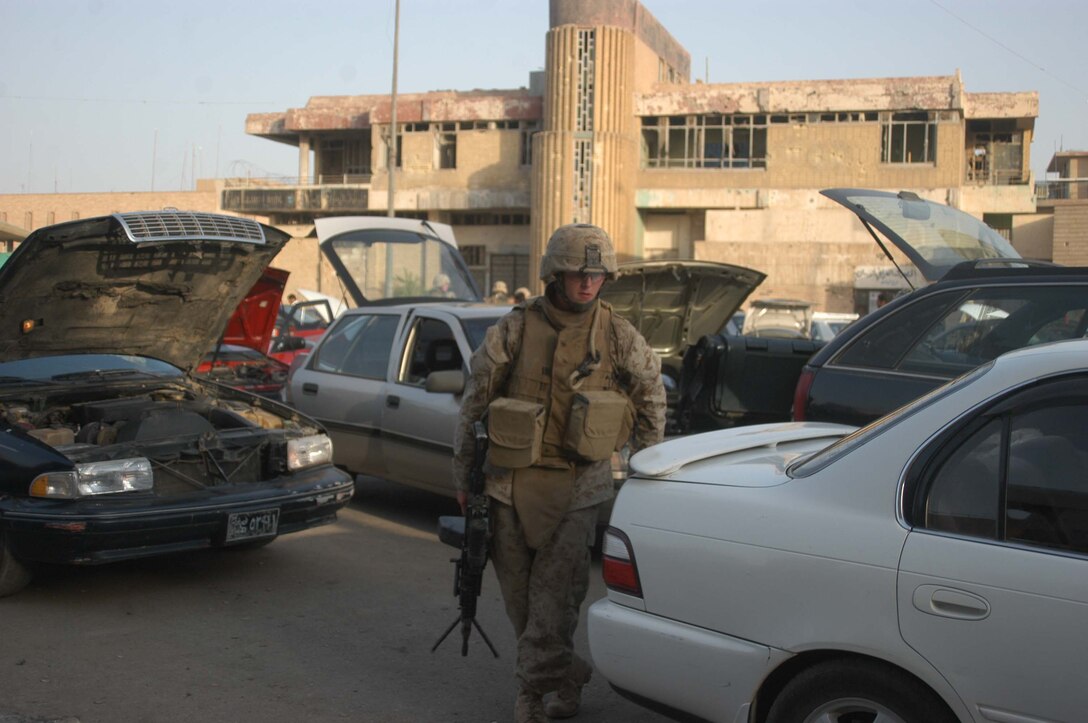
220 267 289 353
821 188 1020 283
601 260 766 362
315 216 481 306
0 211 289 371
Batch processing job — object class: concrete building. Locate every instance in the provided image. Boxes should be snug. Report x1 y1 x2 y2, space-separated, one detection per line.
1 0 1052 314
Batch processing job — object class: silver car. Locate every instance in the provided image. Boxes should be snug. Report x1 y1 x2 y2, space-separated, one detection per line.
287 302 509 497
590 338 1088 722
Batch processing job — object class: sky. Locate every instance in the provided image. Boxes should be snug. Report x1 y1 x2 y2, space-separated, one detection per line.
2 0 1086 195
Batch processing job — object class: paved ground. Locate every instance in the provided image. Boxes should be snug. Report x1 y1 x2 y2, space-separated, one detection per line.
0 477 672 723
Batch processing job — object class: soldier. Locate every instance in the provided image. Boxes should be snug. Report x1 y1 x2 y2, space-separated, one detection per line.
513 286 532 304
453 224 666 722
430 273 455 298
488 280 511 304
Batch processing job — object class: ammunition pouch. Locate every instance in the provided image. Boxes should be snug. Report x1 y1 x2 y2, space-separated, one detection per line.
487 397 545 469
564 390 633 462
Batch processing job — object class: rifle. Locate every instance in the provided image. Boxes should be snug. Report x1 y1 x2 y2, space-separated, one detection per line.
432 420 499 657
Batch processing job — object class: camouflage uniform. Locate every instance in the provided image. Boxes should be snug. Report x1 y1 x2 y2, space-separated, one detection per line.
453 226 666 716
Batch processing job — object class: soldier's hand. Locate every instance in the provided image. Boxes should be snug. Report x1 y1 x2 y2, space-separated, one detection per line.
457 490 468 515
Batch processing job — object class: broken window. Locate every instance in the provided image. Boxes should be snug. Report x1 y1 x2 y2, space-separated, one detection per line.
641 114 768 169
881 112 937 164
317 136 372 182
966 119 1024 185
437 132 457 169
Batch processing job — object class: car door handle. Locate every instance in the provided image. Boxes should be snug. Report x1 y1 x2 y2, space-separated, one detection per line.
302 383 319 395
387 395 400 409
912 585 990 620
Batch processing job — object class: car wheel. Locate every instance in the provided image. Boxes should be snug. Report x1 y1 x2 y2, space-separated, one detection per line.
766 659 955 723
0 533 32 598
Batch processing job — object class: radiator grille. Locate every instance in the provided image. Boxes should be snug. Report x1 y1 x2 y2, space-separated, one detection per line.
115 211 266 244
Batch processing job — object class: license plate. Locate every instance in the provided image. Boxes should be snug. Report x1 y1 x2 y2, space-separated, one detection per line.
225 508 280 543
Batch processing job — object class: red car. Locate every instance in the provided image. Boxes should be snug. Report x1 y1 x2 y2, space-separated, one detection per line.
196 268 293 397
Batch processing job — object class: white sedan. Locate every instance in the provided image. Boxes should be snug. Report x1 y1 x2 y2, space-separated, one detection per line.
589 338 1088 723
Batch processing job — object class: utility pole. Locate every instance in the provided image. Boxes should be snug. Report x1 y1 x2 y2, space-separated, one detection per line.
387 0 400 217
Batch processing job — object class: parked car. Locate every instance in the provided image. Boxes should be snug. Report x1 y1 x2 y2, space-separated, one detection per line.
196 267 292 397
269 297 336 365
741 298 813 339
794 188 1088 426
284 216 502 497
0 211 354 597
590 338 1088 723
287 300 510 497
600 259 767 426
810 310 859 342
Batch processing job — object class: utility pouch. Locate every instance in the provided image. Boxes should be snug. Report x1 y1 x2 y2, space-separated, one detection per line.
564 390 631 462
487 397 545 469
512 465 575 550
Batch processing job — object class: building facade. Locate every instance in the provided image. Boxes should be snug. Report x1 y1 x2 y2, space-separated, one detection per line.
1 0 1050 314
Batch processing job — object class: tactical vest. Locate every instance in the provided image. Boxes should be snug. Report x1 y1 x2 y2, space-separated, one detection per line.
497 299 629 465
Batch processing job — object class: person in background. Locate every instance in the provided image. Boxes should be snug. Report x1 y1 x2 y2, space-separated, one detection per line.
430 273 455 298
453 224 667 722
513 287 532 304
488 280 511 304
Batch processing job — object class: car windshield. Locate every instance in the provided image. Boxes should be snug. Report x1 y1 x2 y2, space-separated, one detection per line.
790 361 995 477
0 354 182 384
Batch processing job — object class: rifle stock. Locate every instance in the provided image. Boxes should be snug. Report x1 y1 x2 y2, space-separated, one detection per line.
432 420 499 658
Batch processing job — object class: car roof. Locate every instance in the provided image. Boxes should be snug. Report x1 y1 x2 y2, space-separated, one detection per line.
337 301 511 319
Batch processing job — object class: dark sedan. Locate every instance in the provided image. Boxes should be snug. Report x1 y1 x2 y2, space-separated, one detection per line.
0 211 354 596
793 189 1088 426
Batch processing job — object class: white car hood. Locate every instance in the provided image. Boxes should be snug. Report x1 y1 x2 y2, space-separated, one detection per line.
630 422 856 486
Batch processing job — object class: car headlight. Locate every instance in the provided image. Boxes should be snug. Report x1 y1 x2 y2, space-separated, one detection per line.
287 434 333 470
30 458 154 498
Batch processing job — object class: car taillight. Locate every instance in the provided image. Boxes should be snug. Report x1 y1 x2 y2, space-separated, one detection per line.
601 527 642 598
792 367 815 421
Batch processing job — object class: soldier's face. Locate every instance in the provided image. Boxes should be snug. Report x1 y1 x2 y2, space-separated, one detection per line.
561 271 605 305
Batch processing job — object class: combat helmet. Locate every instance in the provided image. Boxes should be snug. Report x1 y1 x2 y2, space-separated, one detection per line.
539 224 618 282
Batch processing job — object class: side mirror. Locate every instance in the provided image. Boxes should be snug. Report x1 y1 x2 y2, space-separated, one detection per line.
426 369 466 395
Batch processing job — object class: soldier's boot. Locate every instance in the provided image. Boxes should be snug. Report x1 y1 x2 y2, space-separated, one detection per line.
544 660 592 719
515 687 547 723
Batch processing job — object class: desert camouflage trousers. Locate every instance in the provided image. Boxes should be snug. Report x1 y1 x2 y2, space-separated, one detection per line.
489 498 597 695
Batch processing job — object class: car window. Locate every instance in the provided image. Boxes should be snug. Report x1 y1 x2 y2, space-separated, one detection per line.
834 290 966 369
922 378 1088 555
837 285 1088 376
312 313 399 379
462 316 505 350
399 317 462 385
900 287 1088 377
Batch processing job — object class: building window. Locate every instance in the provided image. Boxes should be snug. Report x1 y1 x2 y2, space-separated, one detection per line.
882 112 937 164
318 136 372 182
449 213 530 225
437 132 457 169
576 29 595 133
641 114 768 169
573 138 593 223
520 121 541 166
460 244 487 291
967 120 1024 185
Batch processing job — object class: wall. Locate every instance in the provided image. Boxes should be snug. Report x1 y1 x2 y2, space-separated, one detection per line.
1052 205 1088 266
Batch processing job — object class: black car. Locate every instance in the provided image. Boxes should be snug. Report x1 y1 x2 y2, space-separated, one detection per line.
0 211 354 596
793 189 1088 426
